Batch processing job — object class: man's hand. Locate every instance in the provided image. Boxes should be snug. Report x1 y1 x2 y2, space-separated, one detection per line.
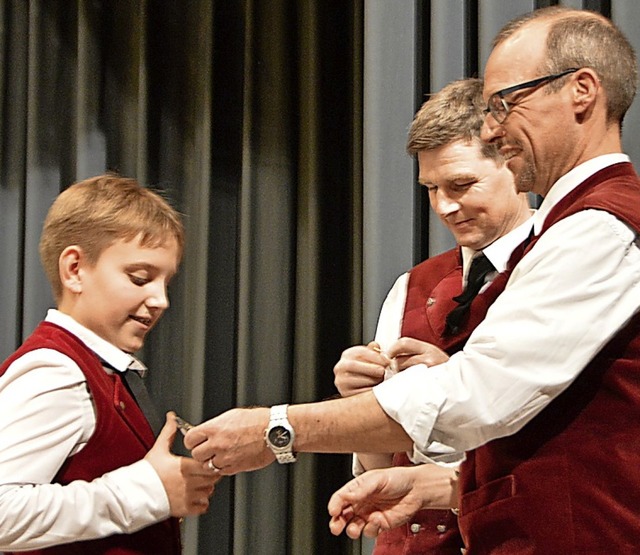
387 337 449 371
327 464 457 539
333 342 390 397
184 407 275 475
144 413 221 517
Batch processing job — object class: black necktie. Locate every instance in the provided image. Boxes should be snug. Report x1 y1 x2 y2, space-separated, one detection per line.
99 358 162 436
445 253 496 336
122 367 163 436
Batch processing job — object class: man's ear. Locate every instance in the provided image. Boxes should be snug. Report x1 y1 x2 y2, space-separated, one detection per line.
572 68 600 116
59 246 84 294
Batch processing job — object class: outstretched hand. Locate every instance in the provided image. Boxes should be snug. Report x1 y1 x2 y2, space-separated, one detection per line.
145 412 221 517
184 407 275 475
328 464 457 539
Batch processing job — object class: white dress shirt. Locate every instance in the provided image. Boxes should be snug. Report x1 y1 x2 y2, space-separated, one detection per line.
351 214 534 474
373 154 640 458
0 309 169 551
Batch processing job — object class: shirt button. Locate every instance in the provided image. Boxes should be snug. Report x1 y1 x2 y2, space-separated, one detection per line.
436 524 447 533
410 523 421 534
427 297 436 307
119 401 126 410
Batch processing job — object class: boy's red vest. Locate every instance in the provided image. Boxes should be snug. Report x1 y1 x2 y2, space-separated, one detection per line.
0 321 181 555
457 162 640 554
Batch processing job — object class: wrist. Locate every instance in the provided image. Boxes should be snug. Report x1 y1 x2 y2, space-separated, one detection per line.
264 404 297 464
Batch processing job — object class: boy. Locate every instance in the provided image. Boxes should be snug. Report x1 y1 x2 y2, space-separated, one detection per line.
0 174 217 554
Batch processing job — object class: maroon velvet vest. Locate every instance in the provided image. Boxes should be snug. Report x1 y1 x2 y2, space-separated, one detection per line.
375 248 472 555
0 321 181 555
457 162 640 554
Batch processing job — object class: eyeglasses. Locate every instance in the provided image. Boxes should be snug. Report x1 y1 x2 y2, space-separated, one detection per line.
484 68 579 123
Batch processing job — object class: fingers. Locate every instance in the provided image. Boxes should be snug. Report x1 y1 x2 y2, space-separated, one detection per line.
184 425 209 452
387 337 449 369
155 412 178 451
361 514 385 538
334 344 390 396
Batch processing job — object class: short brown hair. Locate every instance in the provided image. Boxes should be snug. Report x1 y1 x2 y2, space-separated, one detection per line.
493 7 637 125
39 174 185 300
406 78 500 161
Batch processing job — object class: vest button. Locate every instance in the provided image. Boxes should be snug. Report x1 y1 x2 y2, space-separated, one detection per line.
427 297 436 307
119 401 126 410
436 524 447 533
410 523 421 534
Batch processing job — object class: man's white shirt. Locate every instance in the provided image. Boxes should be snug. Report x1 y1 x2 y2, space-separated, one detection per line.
373 154 640 459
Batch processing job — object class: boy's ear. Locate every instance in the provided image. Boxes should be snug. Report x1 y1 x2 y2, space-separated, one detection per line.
59 246 84 294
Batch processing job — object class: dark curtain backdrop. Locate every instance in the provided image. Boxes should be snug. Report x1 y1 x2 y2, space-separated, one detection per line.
2 1 640 555
0 1 363 554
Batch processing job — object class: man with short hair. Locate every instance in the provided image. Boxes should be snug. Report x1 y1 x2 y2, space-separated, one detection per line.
334 77 531 554
187 7 640 553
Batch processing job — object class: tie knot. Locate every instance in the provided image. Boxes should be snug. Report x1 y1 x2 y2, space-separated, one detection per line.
466 253 495 289
445 252 496 336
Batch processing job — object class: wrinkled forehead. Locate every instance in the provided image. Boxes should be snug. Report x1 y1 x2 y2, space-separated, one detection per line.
483 20 550 99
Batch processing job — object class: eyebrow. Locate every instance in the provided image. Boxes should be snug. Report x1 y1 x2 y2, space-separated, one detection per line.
419 173 477 186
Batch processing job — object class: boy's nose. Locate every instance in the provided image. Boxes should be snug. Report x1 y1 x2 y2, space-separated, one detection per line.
148 285 170 309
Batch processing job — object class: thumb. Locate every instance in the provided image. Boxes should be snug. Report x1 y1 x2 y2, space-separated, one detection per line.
152 411 178 452
366 341 381 352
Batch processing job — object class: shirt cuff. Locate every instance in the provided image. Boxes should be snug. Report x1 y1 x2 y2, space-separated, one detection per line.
373 364 447 455
103 460 171 530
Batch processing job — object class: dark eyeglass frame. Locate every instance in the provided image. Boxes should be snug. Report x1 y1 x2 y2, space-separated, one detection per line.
484 68 579 123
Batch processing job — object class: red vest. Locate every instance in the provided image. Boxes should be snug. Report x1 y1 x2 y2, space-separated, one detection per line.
0 321 181 555
375 248 475 555
458 162 640 554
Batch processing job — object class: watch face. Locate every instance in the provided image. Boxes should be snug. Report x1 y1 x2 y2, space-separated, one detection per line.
268 425 291 448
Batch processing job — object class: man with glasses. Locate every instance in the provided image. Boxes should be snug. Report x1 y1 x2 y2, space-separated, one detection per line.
186 7 640 552
333 77 532 555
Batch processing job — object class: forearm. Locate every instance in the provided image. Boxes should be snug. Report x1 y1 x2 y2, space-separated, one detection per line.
0 461 169 550
353 453 394 474
288 392 412 454
376 212 640 453
412 464 459 510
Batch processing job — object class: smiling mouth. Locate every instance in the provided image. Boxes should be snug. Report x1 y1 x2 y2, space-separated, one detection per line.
130 315 152 327
498 143 520 161
452 219 472 228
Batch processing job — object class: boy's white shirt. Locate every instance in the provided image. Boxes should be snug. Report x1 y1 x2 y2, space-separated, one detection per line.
0 309 169 550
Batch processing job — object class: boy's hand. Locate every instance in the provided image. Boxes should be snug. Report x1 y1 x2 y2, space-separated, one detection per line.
144 412 221 517
333 342 390 397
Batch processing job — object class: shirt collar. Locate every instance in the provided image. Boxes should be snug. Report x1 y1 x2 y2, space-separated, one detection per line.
532 153 630 235
460 210 535 278
45 309 147 375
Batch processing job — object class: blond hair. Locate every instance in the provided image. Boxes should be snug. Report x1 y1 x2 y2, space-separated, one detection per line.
406 78 500 161
39 174 185 300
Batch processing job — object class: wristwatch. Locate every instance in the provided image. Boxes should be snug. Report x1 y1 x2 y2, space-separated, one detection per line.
264 404 297 463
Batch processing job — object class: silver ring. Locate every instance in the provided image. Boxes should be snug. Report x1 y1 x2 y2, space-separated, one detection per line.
207 458 220 471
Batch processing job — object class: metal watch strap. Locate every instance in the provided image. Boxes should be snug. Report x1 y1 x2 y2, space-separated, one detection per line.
267 404 297 464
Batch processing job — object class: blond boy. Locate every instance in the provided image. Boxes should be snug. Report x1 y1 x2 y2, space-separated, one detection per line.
0 174 217 554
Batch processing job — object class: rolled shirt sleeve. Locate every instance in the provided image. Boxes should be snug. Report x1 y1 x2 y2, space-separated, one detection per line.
374 209 640 453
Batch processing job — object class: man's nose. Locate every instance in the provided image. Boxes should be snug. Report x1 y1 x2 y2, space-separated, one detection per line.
480 113 504 143
434 192 460 217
